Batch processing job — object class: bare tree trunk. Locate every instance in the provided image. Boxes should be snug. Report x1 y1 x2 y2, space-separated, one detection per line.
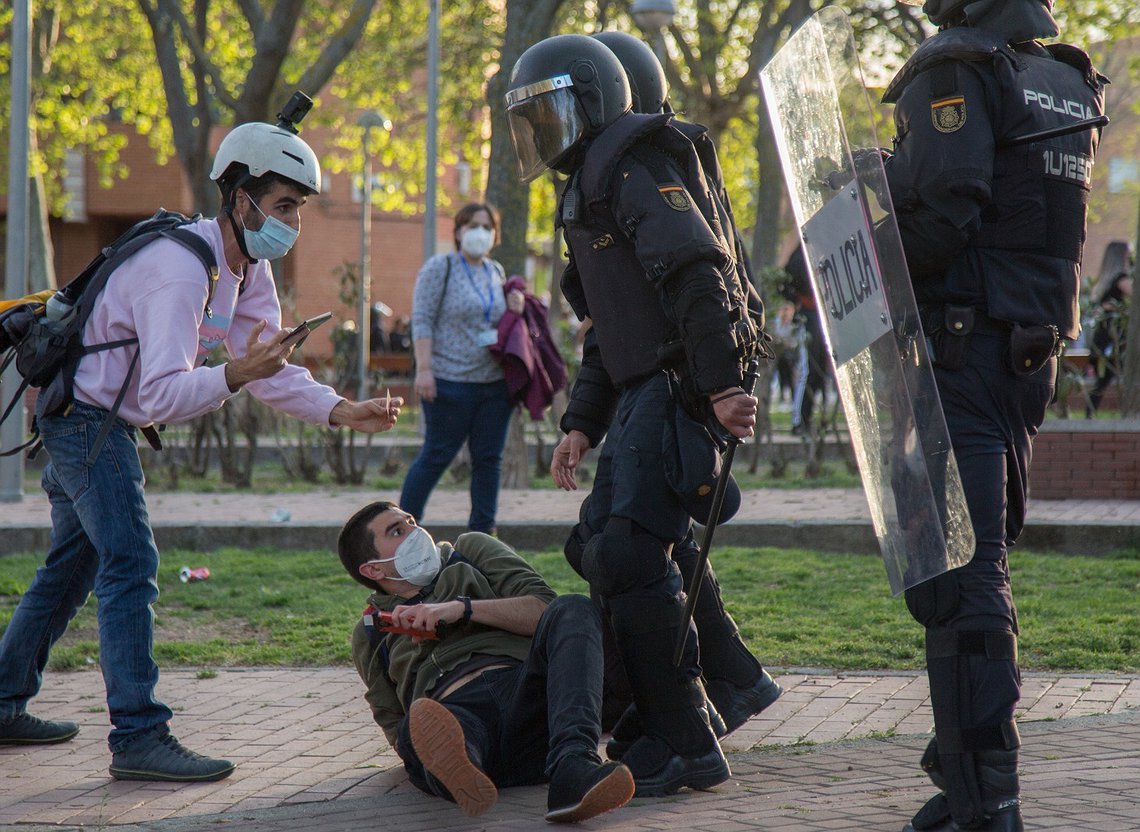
485 0 566 277
500 408 529 488
27 134 56 293
1118 195 1140 416
751 90 786 273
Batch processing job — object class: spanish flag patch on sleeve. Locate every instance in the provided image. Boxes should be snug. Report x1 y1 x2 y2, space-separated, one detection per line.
658 184 692 212
931 96 966 133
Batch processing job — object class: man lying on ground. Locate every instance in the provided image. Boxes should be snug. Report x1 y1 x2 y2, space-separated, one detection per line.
338 500 634 824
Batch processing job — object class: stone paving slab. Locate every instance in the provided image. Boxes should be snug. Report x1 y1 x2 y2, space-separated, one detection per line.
2 668 1138 829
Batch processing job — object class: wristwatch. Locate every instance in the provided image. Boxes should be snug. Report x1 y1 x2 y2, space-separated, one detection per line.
456 595 473 625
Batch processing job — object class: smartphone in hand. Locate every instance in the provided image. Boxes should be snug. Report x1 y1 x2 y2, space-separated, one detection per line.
282 311 333 349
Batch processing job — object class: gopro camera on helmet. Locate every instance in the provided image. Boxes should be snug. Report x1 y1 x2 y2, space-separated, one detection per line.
276 91 313 134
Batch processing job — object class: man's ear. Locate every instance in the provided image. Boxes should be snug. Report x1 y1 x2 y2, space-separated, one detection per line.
359 562 382 583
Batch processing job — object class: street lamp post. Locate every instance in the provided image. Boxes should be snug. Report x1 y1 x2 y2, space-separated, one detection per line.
424 0 440 261
357 110 392 402
1 0 32 502
631 0 676 65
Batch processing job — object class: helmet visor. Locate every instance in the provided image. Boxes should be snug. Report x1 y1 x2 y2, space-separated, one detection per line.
506 80 587 183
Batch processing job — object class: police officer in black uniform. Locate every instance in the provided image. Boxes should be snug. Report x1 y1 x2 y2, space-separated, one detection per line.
589 29 782 740
883 1 1106 829
505 34 761 796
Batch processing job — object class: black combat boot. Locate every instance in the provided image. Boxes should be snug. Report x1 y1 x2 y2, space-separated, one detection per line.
905 744 1023 832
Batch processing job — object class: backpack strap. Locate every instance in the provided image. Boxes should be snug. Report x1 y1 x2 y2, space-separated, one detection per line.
164 227 221 314
72 225 215 463
84 347 140 466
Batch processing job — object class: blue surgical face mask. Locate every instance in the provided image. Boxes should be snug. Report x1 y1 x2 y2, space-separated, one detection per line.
241 195 299 261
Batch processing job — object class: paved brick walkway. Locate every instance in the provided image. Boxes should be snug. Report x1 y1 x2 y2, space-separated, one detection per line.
2 668 1138 830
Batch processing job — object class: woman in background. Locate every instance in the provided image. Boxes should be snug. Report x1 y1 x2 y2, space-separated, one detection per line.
402 202 522 532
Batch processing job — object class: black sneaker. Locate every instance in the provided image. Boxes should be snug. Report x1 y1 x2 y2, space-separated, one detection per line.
622 735 730 797
408 698 497 817
0 712 79 745
545 755 634 824
705 670 783 735
109 729 234 782
607 697 726 762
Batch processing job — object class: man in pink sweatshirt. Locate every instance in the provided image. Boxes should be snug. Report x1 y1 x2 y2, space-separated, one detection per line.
0 121 403 782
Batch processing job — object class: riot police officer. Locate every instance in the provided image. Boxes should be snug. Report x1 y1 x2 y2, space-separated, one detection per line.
590 29 783 740
506 34 761 796
883 0 1106 829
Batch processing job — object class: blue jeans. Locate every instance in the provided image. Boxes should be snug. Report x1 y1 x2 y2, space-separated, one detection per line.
401 378 513 532
0 402 172 750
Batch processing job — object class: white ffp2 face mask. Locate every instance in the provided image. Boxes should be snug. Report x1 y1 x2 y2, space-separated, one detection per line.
375 527 442 586
460 226 494 259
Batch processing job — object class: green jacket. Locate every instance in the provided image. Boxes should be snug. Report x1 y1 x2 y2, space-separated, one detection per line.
351 532 557 745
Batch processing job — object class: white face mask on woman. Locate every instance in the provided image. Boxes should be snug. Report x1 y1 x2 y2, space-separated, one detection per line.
460 226 495 259
372 527 442 586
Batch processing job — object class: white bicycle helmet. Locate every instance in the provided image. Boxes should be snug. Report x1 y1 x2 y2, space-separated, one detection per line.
210 122 321 196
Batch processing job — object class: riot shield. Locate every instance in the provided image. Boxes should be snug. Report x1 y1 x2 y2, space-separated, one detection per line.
760 7 974 594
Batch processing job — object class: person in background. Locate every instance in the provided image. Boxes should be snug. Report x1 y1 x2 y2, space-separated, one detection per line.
770 301 798 405
402 202 524 533
1087 241 1134 416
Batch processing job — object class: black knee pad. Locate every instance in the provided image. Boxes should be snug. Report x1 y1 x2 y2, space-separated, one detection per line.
581 518 671 598
905 570 961 627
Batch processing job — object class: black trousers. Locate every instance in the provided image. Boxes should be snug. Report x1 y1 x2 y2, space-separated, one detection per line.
930 332 1054 732
395 595 604 795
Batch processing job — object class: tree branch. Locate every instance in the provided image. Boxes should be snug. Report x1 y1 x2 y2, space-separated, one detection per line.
294 0 379 96
236 0 305 121
153 0 240 111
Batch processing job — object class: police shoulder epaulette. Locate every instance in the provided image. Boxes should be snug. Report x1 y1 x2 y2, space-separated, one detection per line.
1044 43 1109 91
883 28 1011 104
580 111 672 202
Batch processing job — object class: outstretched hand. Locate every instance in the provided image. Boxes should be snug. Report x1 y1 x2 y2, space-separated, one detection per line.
550 430 591 491
330 394 404 433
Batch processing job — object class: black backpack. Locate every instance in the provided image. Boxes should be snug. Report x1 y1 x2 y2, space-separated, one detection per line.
0 209 218 462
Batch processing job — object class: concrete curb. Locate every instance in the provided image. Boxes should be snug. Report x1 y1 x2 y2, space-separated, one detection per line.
3 518 1138 557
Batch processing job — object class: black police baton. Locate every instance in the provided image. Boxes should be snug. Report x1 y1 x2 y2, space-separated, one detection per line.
998 114 1108 148
672 357 761 668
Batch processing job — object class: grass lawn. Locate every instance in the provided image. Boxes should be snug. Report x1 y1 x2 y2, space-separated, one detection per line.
1 544 1137 675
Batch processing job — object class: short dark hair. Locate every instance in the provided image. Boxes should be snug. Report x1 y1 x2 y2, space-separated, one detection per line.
338 500 399 591
219 168 302 211
453 201 500 250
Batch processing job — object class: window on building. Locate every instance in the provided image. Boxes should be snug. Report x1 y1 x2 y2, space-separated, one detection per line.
1108 157 1139 194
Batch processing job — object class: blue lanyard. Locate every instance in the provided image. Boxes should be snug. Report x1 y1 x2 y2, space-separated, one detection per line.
458 255 495 325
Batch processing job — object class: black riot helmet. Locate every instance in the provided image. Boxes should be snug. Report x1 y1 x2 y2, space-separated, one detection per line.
505 34 632 182
901 0 1055 32
592 31 669 115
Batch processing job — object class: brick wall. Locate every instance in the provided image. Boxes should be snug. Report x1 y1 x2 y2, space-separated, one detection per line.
1031 420 1140 499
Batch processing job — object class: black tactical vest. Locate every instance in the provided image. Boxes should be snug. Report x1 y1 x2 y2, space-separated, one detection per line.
558 113 750 386
885 29 1106 339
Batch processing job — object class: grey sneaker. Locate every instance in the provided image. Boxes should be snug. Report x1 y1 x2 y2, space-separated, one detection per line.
110 729 234 782
0 712 79 745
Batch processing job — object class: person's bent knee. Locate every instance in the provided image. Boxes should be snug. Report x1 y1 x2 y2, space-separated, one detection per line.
581 518 670 598
905 570 960 627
